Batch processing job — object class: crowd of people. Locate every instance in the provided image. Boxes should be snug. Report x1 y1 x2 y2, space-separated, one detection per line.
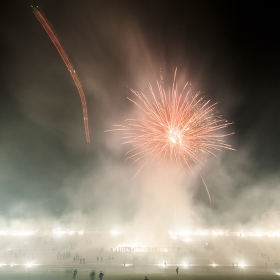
72 267 181 280
73 269 104 280
1 232 280 272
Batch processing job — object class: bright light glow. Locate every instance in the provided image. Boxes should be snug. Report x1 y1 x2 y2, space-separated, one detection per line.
11 230 36 236
53 229 84 236
183 238 192 242
212 263 216 267
2 227 280 240
53 229 64 235
110 230 121 236
212 231 224 236
177 230 191 236
117 243 139 248
170 235 178 239
0 263 7 267
168 229 209 238
25 262 36 268
251 231 263 237
240 263 245 268
0 230 36 236
168 229 280 240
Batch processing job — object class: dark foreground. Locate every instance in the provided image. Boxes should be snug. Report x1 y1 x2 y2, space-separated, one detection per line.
1 272 279 280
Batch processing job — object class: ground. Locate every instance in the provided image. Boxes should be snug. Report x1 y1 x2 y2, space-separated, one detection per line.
1 272 279 280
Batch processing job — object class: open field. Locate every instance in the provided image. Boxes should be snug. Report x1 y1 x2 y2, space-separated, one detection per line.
1 272 280 280
1 231 280 280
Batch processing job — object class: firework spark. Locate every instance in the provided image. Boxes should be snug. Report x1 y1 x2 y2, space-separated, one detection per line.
109 71 233 177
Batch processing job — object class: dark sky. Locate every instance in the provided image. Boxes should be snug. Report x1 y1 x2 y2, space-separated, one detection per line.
1 0 280 231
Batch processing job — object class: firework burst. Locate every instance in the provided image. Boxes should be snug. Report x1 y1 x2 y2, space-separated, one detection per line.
109 71 233 177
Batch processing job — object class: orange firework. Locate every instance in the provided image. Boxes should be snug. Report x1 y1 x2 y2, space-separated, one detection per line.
110 71 233 176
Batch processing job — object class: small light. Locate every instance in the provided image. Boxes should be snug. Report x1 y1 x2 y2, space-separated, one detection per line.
240 263 245 268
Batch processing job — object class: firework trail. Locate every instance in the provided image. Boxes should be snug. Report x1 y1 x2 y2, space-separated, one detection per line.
108 70 233 178
31 6 90 143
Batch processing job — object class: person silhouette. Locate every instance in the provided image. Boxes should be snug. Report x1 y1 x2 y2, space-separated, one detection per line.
73 269 78 279
99 271 104 280
90 270 95 280
176 267 179 275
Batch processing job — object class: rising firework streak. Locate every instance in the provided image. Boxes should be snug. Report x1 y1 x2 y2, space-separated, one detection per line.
107 70 234 177
31 5 90 143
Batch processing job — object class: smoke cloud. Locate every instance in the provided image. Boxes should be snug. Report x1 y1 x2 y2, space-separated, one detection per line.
0 0 279 244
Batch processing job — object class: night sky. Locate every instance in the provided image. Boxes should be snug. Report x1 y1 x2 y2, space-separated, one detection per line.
1 1 280 232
